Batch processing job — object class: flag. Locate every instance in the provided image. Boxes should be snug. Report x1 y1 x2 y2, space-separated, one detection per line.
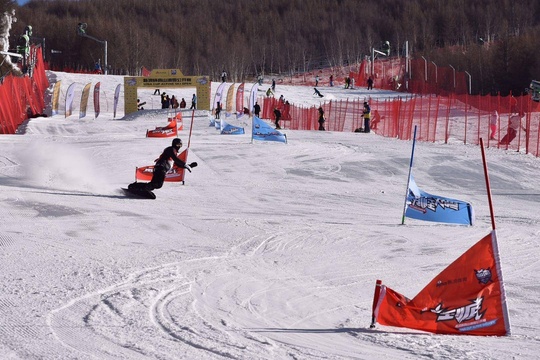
79 83 91 119
141 66 151 77
93 82 100 118
220 120 244 135
51 81 61 115
136 149 188 183
372 231 510 336
236 83 244 115
113 84 121 119
226 83 235 113
65 83 76 118
406 175 474 225
213 82 226 110
252 116 287 143
249 82 258 116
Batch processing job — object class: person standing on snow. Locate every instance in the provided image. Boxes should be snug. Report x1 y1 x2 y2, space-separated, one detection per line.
499 112 526 145
215 101 222 119
363 101 371 133
273 108 282 129
489 110 499 140
318 106 326 131
128 138 197 194
190 94 197 109
253 102 261 117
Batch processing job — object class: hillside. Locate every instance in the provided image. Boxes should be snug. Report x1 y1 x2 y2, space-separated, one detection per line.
8 0 540 94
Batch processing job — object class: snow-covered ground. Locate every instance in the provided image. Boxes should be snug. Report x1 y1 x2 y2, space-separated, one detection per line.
0 71 539 359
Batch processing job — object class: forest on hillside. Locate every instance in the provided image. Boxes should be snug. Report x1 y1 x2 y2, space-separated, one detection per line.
4 0 540 94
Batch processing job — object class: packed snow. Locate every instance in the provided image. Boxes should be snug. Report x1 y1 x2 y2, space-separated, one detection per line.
0 71 539 359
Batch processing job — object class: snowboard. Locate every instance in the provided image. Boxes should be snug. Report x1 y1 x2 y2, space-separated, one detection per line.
121 187 156 199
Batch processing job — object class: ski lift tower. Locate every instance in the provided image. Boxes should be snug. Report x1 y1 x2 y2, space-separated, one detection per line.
371 41 390 76
77 23 108 75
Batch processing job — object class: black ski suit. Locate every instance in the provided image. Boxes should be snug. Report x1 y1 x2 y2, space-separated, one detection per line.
129 146 187 192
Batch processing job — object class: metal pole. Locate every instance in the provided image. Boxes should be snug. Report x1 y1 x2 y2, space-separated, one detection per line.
421 56 427 82
371 47 374 76
465 71 472 94
104 40 108 75
449 64 456 89
405 41 409 91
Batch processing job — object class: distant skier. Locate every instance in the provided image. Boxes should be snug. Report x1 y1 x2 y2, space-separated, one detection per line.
314 88 323 97
127 138 197 197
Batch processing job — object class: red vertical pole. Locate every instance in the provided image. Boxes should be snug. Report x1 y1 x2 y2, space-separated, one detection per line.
480 138 496 230
370 279 383 328
187 109 195 148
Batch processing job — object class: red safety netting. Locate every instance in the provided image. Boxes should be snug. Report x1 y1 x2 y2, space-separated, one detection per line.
0 46 49 134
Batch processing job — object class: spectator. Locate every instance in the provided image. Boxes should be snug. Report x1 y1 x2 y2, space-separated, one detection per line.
221 70 227 82
330 74 334 87
272 78 276 92
160 92 168 109
345 77 350 89
94 61 102 74
171 95 179 109
490 110 499 140
273 108 282 129
363 101 371 133
367 76 374 90
315 75 320 86
190 94 197 109
500 112 525 145
215 101 222 119
313 88 323 97
318 106 326 131
243 107 250 115
282 101 291 120
253 102 261 117
350 77 355 89
179 98 186 109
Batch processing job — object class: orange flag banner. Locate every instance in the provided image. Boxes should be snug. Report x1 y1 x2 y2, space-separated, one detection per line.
372 231 510 335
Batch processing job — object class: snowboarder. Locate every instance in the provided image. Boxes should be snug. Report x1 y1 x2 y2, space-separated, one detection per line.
127 138 197 197
314 88 323 97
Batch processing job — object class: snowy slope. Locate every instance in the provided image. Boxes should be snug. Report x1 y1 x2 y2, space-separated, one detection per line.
0 71 539 359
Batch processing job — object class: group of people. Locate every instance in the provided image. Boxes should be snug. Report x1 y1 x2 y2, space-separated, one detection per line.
159 93 187 109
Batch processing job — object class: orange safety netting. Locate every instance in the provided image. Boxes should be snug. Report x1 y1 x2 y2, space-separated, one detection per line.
0 46 49 134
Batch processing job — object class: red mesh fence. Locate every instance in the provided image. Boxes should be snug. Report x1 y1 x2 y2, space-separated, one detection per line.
0 46 49 134
257 92 540 157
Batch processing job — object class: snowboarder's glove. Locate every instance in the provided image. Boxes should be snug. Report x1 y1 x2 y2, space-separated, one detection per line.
189 162 198 168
